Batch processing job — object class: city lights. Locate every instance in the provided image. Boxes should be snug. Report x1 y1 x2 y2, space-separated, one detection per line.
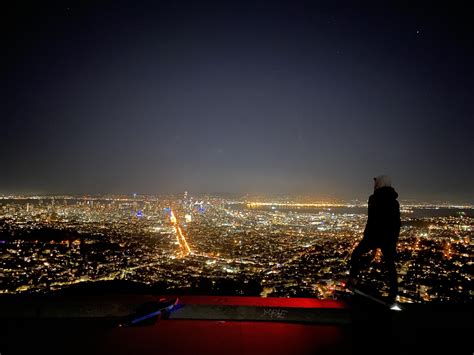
0 194 472 303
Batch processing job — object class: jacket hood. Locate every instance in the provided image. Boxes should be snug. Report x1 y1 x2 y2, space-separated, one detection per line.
374 175 392 190
373 186 399 200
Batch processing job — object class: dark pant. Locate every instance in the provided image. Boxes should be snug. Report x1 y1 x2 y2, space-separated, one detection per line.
349 237 398 298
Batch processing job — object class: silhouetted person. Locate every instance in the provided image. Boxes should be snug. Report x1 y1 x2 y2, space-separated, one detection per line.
348 175 401 302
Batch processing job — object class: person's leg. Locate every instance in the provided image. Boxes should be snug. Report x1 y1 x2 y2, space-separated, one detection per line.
349 238 373 280
381 243 398 301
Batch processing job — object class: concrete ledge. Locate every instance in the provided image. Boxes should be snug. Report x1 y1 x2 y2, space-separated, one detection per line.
171 304 351 324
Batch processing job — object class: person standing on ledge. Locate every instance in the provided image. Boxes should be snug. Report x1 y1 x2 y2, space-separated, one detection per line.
348 175 401 303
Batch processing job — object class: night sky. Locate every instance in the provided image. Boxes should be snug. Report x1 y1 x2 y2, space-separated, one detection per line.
3 1 473 202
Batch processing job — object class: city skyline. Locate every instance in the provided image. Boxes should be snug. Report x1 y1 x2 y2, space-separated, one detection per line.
0 192 473 207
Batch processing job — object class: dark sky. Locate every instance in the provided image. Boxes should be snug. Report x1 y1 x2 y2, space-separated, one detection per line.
2 1 473 202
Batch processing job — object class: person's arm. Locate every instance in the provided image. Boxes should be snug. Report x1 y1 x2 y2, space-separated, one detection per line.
388 200 401 238
394 200 401 232
364 195 375 237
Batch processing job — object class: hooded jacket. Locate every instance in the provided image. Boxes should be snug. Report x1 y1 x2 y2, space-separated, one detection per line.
364 181 401 244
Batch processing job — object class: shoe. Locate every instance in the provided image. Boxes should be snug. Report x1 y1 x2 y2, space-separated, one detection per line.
389 300 403 311
345 277 359 291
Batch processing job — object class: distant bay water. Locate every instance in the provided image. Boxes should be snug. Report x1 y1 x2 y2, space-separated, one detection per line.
228 204 474 218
